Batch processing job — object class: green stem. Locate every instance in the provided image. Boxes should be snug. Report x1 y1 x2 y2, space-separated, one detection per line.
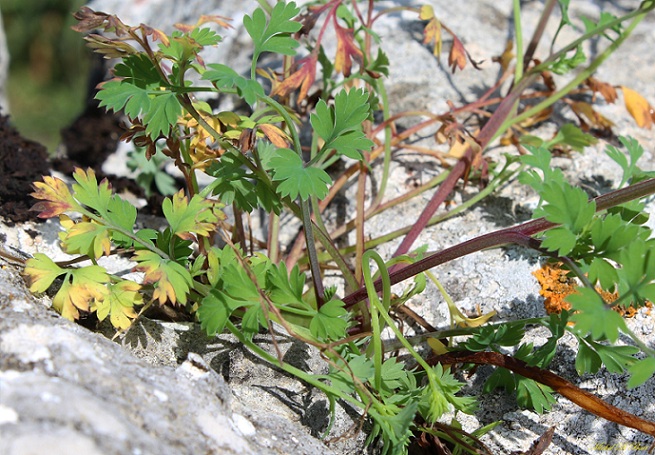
361 251 388 391
79 208 170 260
529 3 654 78
224 319 366 410
512 0 524 84
497 7 651 139
362 250 439 381
369 78 392 210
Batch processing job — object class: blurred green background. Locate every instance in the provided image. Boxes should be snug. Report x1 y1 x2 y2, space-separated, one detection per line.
3 0 90 152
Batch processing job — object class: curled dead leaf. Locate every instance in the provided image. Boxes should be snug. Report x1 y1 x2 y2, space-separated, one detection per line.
586 77 618 104
448 35 467 73
570 101 614 132
271 55 317 102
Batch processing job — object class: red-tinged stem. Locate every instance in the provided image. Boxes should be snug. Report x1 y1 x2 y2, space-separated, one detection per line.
390 74 538 260
342 178 655 307
434 350 655 437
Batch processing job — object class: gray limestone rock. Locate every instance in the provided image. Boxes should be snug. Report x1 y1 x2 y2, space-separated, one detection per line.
2 1 655 454
0 265 336 455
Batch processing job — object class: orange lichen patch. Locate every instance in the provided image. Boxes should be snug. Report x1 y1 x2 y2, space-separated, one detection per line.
533 263 653 318
532 263 577 314
615 300 653 318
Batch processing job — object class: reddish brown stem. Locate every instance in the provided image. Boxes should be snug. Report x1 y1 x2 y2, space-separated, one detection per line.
390 74 537 260
434 350 655 438
342 178 655 307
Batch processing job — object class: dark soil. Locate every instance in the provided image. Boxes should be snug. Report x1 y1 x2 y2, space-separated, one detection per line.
0 112 51 224
0 103 166 225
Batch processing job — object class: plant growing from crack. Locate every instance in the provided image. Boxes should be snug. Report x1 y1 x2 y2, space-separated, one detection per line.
21 1 655 453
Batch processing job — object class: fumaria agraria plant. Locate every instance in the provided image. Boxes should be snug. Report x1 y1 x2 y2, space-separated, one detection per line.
23 1 655 453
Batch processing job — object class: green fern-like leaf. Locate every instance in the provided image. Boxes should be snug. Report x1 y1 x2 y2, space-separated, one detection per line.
270 148 332 200
568 288 627 342
244 1 301 59
202 64 264 106
311 88 374 160
143 92 182 139
133 250 194 306
309 299 349 341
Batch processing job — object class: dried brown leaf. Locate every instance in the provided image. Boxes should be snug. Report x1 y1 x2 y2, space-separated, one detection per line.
586 77 618 104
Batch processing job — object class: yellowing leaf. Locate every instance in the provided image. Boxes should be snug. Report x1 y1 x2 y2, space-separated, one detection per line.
621 85 654 129
448 35 467 73
419 5 435 20
334 22 362 76
185 114 224 168
59 219 112 259
446 138 468 159
30 176 78 218
134 250 193 305
420 6 442 56
258 123 289 148
162 191 220 240
271 55 317 101
570 101 614 131
24 253 66 293
427 337 448 355
94 281 141 329
586 77 617 104
52 266 110 321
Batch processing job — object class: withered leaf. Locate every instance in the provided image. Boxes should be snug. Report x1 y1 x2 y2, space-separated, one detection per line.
621 85 654 129
334 21 363 76
448 35 467 73
586 77 618 104
271 55 317 102
420 5 442 56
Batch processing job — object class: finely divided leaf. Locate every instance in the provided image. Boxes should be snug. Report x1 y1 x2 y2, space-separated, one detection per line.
202 64 264 106
309 299 349 341
190 27 223 47
516 377 556 413
24 253 67 293
616 240 655 305
267 262 305 306
311 88 374 160
198 289 233 336
94 280 141 330
60 219 112 259
270 148 332 200
52 266 110 321
97 80 151 119
113 53 164 87
627 357 655 389
575 340 603 375
162 191 220 239
535 181 596 232
67 168 138 247
30 175 78 218
540 226 578 256
550 45 586 75
143 92 182 139
568 287 627 342
71 168 113 212
134 250 194 305
244 1 301 57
